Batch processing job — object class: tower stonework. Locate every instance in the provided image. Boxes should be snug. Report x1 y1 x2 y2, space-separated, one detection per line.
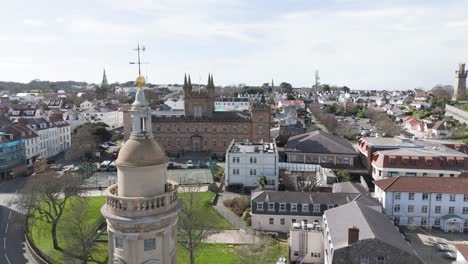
453 63 468 101
101 76 181 264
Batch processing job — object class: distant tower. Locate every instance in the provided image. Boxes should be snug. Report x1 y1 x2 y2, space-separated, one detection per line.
101 69 109 88
453 63 468 101
101 75 181 264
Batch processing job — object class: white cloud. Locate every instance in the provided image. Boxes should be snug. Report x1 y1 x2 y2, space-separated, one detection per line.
23 18 46 27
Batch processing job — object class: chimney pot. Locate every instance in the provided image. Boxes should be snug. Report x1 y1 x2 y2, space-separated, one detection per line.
348 225 360 245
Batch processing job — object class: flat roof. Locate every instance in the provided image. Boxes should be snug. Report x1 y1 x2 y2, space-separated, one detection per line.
228 141 276 154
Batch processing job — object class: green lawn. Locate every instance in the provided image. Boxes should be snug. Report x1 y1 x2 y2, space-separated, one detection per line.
179 191 234 229
28 191 233 263
28 196 107 264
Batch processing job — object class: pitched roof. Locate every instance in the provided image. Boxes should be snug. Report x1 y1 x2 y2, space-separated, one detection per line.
285 130 357 155
432 121 448 131
374 176 468 194
252 190 359 205
324 201 420 258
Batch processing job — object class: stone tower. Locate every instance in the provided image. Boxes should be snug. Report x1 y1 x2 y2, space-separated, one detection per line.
101 75 181 264
453 63 468 101
183 74 215 117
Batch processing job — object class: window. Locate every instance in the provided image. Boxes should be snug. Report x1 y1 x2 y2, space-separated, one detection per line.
327 204 334 209
407 217 413 225
421 218 427 226
465 220 468 228
423 172 428 177
291 219 296 224
269 218 274 225
409 193 415 200
450 194 456 202
257 203 263 211
421 205 428 213
291 203 298 211
393 216 400 224
279 203 286 211
360 256 369 264
314 204 320 212
406 172 416 177
394 204 400 212
115 238 123 249
144 239 156 251
293 251 299 256
408 205 414 213
434 219 441 226
302 204 309 212
449 207 455 214
388 171 398 177
268 203 275 211
280 218 285 225
394 192 401 200
435 206 441 213
464 194 468 202
463 207 468 214
422 193 429 201
436 193 442 201
377 256 385 264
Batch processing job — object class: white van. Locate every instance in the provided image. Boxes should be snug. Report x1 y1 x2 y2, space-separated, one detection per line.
99 160 112 171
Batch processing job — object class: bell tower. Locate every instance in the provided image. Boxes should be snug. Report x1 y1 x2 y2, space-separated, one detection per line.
102 75 181 264
453 63 468 101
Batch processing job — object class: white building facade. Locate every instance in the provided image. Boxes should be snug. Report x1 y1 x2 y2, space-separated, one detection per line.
225 140 279 191
374 177 468 232
25 119 71 159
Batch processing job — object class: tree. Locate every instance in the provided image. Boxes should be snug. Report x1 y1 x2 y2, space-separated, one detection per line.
336 170 350 182
234 235 281 264
286 93 296 100
17 173 84 250
431 84 453 99
258 175 266 189
178 184 214 264
66 123 111 162
365 109 401 137
63 200 102 263
280 82 293 94
296 172 319 192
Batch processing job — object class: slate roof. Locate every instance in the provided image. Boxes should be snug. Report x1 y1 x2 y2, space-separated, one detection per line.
374 176 468 194
285 130 357 155
252 190 359 205
332 182 367 194
325 201 420 258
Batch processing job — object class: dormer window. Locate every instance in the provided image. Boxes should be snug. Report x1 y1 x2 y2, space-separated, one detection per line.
268 203 275 211
291 203 298 211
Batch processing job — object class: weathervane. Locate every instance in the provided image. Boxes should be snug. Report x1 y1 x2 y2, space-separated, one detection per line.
129 43 149 76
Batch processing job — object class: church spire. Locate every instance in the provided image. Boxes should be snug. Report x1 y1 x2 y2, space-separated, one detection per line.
184 74 187 86
101 69 109 88
188 74 192 88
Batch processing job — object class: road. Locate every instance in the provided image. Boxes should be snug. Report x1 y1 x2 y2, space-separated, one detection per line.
0 176 35 264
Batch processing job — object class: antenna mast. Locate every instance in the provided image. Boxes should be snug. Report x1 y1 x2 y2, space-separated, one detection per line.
129 43 149 76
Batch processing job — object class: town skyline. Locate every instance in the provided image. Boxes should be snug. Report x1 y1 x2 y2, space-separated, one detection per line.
1 0 468 90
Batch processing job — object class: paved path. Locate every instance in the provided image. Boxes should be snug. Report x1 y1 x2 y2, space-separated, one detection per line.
203 229 259 244
0 176 36 264
213 191 254 234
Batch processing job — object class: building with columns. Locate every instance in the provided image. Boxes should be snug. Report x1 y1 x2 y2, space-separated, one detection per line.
101 76 181 264
123 74 271 158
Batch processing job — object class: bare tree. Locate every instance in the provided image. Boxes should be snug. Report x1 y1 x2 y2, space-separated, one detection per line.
178 184 214 264
296 172 319 192
366 108 401 137
234 235 281 264
62 199 102 263
17 173 84 250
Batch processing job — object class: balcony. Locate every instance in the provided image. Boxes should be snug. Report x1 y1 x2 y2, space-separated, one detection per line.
105 180 179 217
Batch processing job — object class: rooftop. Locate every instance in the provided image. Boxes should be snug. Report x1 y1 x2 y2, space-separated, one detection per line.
374 176 468 194
325 201 420 258
359 136 423 148
286 130 357 155
376 147 468 158
228 141 276 154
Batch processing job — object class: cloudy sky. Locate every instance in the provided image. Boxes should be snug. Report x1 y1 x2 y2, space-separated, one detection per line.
1 0 467 89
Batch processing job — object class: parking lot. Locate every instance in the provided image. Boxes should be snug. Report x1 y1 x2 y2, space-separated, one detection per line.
403 227 468 264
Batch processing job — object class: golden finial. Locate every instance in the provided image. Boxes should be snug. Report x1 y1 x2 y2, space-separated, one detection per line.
135 75 145 89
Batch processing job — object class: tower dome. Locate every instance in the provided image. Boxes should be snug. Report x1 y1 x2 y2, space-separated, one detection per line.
115 75 168 197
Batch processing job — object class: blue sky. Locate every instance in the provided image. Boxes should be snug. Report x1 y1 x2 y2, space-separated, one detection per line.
0 0 467 90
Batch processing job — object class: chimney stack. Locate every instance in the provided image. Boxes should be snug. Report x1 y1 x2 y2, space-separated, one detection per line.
348 225 359 245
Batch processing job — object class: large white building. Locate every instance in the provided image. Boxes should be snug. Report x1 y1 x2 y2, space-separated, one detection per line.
101 76 181 263
225 140 279 191
82 106 124 130
24 118 71 159
374 176 468 232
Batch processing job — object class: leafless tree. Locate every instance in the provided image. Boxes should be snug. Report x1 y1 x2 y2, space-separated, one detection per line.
65 126 99 162
62 199 102 264
177 184 214 264
296 172 319 192
234 235 281 264
366 108 401 137
16 173 84 250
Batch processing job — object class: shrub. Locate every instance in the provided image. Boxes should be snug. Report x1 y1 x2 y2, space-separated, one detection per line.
223 199 233 208
229 197 250 216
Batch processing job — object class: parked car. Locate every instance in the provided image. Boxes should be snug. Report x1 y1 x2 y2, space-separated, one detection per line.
99 160 112 171
443 250 457 260
167 162 175 169
436 243 450 251
186 160 194 168
105 141 117 146
108 161 117 172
